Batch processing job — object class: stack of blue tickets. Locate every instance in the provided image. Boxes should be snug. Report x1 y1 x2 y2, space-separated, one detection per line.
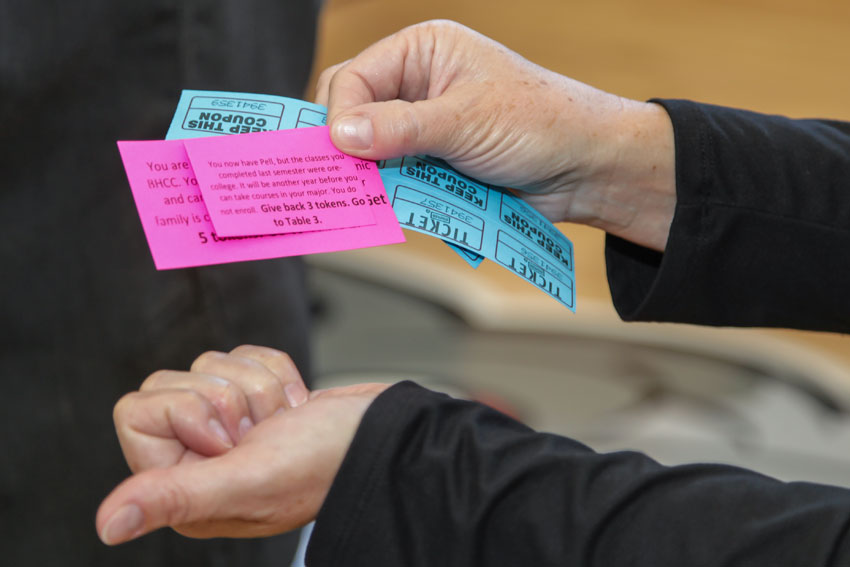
166 90 575 311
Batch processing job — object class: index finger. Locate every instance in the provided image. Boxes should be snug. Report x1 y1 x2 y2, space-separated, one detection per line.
325 21 459 122
314 60 349 107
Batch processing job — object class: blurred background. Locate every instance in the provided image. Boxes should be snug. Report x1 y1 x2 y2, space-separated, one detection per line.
305 0 850 486
4 2 850 566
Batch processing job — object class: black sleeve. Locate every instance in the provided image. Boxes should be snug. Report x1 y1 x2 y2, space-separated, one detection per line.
306 381 850 567
607 99 850 332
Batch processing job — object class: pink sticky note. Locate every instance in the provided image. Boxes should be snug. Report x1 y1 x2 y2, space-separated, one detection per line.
117 139 404 270
183 127 380 237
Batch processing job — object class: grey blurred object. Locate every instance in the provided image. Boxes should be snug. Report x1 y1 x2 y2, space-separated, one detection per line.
1 1 318 565
308 266 850 489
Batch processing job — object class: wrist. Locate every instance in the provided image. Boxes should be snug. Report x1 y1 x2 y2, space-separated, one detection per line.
579 99 677 252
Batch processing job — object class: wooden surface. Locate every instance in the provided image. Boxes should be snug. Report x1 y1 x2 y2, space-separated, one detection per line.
305 0 850 388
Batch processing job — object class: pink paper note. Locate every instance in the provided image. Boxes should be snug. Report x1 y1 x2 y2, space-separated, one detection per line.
183 127 380 237
117 139 404 270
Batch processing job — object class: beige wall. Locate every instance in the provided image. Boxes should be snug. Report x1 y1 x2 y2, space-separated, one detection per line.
306 0 850 377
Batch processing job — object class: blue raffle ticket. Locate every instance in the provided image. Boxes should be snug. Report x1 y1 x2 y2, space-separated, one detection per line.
166 90 575 311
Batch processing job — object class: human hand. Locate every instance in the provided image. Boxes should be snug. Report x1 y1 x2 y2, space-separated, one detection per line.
316 20 676 251
96 345 389 545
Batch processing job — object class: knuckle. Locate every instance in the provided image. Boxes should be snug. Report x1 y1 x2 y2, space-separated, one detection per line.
398 104 423 149
317 66 335 87
321 61 347 82
228 344 252 354
275 350 294 365
140 369 170 390
159 481 194 527
326 68 341 94
242 376 283 414
112 391 139 423
326 62 353 96
272 352 298 381
210 380 242 412
244 374 276 398
230 344 274 358
190 350 225 373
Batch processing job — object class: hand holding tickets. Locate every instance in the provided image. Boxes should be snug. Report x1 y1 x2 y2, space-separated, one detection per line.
317 20 676 255
118 84 578 309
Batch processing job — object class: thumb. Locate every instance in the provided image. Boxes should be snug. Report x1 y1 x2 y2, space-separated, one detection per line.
96 458 238 545
329 98 460 160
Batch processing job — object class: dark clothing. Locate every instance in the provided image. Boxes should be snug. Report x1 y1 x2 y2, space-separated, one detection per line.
306 100 850 566
1 1 317 565
609 99 850 332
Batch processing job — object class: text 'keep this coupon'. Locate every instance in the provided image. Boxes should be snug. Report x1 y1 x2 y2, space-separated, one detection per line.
119 90 575 310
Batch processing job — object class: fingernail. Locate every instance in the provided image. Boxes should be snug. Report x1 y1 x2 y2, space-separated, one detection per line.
101 503 144 545
239 416 254 439
284 382 309 408
208 418 233 448
333 115 373 150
